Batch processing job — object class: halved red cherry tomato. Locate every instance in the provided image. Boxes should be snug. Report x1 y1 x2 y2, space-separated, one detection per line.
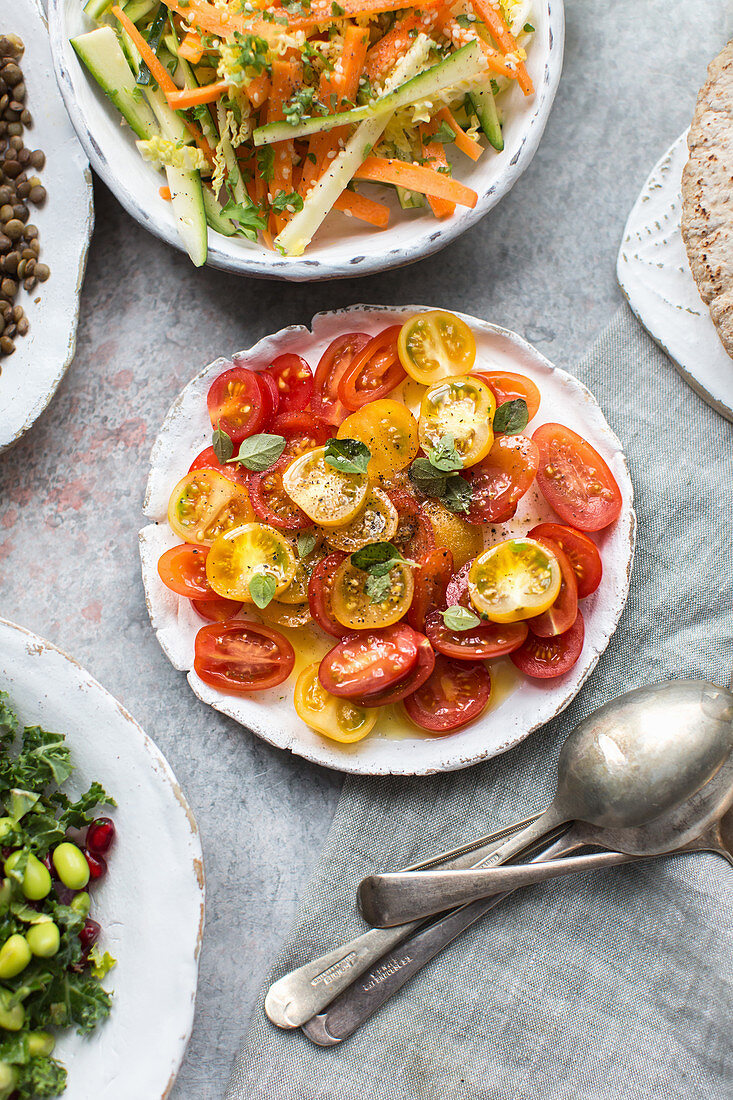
255 370 279 425
354 634 436 707
193 620 295 693
528 522 602 599
464 435 539 525
528 536 579 637
191 596 244 622
308 551 349 638
158 544 212 598
337 326 405 410
248 456 310 531
266 354 313 415
312 332 371 425
207 367 266 444
473 371 541 422
188 447 249 486
533 424 623 532
319 624 419 698
273 411 334 458
445 561 471 608
408 547 453 633
510 609 585 679
403 654 491 733
387 486 436 561
425 610 528 660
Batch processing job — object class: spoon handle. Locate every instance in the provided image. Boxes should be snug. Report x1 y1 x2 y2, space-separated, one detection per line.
264 813 544 1029
301 832 581 1046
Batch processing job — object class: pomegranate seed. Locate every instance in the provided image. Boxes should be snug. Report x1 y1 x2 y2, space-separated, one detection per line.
79 918 101 952
42 853 55 876
86 817 115 856
84 849 107 881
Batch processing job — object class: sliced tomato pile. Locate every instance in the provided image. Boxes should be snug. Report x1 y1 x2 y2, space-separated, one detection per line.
159 311 623 735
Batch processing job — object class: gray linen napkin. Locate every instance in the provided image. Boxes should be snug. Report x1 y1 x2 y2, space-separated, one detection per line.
227 307 733 1100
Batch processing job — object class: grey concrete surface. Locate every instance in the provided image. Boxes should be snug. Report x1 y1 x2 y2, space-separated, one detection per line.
0 2 729 1096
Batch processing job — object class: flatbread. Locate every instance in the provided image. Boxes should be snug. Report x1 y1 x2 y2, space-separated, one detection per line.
681 39 733 359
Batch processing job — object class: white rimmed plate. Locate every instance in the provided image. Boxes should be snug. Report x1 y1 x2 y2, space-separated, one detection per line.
617 131 733 424
48 0 563 280
0 617 204 1099
140 304 635 776
0 0 93 453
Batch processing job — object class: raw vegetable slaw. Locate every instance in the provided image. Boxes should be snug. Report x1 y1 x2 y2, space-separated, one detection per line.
71 0 536 263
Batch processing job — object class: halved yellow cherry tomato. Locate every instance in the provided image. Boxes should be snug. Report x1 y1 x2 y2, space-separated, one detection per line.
331 558 415 630
294 663 378 743
418 375 495 468
276 533 328 603
168 470 254 545
206 522 297 602
397 310 476 385
260 600 312 629
422 499 484 569
325 488 398 552
282 446 368 528
468 538 561 623
337 400 418 481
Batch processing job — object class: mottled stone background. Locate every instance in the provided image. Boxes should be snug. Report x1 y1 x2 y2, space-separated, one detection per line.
0 2 729 1096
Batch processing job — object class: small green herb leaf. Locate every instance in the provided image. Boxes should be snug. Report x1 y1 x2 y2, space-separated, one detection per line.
249 573 277 609
434 120 456 144
230 433 286 472
297 531 317 558
427 434 463 473
442 475 472 514
523 22 535 32
324 438 371 475
212 422 234 463
408 457 448 497
493 398 528 435
271 190 304 214
256 145 275 183
442 605 481 631
350 541 402 573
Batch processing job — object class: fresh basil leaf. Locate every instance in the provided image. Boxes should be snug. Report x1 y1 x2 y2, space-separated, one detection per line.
427 434 463 473
365 572 393 604
212 422 233 463
296 531 317 558
408 457 447 497
442 605 481 631
350 542 401 572
249 573 277 609
324 438 371 476
442 475 472 514
493 398 528 435
231 433 286 472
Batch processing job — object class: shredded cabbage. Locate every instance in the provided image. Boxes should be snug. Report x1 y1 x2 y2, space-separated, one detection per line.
136 136 209 172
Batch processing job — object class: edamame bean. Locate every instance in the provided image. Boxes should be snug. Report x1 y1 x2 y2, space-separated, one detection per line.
3 850 51 900
0 878 12 908
25 920 59 958
0 1062 18 1100
0 817 13 842
52 842 89 890
0 933 31 978
70 890 90 917
0 1000 23 1031
27 1031 55 1057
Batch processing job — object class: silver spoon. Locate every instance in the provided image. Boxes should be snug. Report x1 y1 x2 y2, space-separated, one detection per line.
359 680 733 927
303 777 733 1045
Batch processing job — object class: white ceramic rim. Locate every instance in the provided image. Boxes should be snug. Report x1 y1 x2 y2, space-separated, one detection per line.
48 0 564 280
0 0 94 453
616 131 733 425
140 304 636 776
0 617 204 1099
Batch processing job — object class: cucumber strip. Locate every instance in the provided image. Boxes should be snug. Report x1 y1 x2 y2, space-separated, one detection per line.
71 27 157 140
254 40 485 147
202 187 237 236
215 101 248 205
469 81 503 151
144 84 191 144
397 186 425 209
122 0 158 21
136 5 166 87
165 166 208 266
175 55 220 150
83 0 115 21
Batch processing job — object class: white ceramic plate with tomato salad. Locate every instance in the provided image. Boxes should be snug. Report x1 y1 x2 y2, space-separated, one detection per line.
0 617 204 1099
140 305 635 776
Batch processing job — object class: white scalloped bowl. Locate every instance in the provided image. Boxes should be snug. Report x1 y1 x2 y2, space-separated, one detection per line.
48 0 563 280
139 305 635 776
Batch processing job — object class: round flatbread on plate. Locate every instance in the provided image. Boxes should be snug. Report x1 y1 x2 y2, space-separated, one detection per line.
140 305 635 776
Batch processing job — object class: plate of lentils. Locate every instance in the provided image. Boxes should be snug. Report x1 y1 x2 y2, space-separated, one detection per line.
0 0 93 454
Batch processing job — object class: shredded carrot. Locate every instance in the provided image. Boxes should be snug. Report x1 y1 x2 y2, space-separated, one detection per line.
333 190 389 228
364 8 443 82
268 57 302 232
437 106 482 162
159 0 232 37
354 156 477 207
110 6 178 95
159 185 172 200
469 0 533 95
419 124 455 218
245 72 271 109
167 81 231 109
178 29 204 64
183 120 216 166
267 0 444 34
